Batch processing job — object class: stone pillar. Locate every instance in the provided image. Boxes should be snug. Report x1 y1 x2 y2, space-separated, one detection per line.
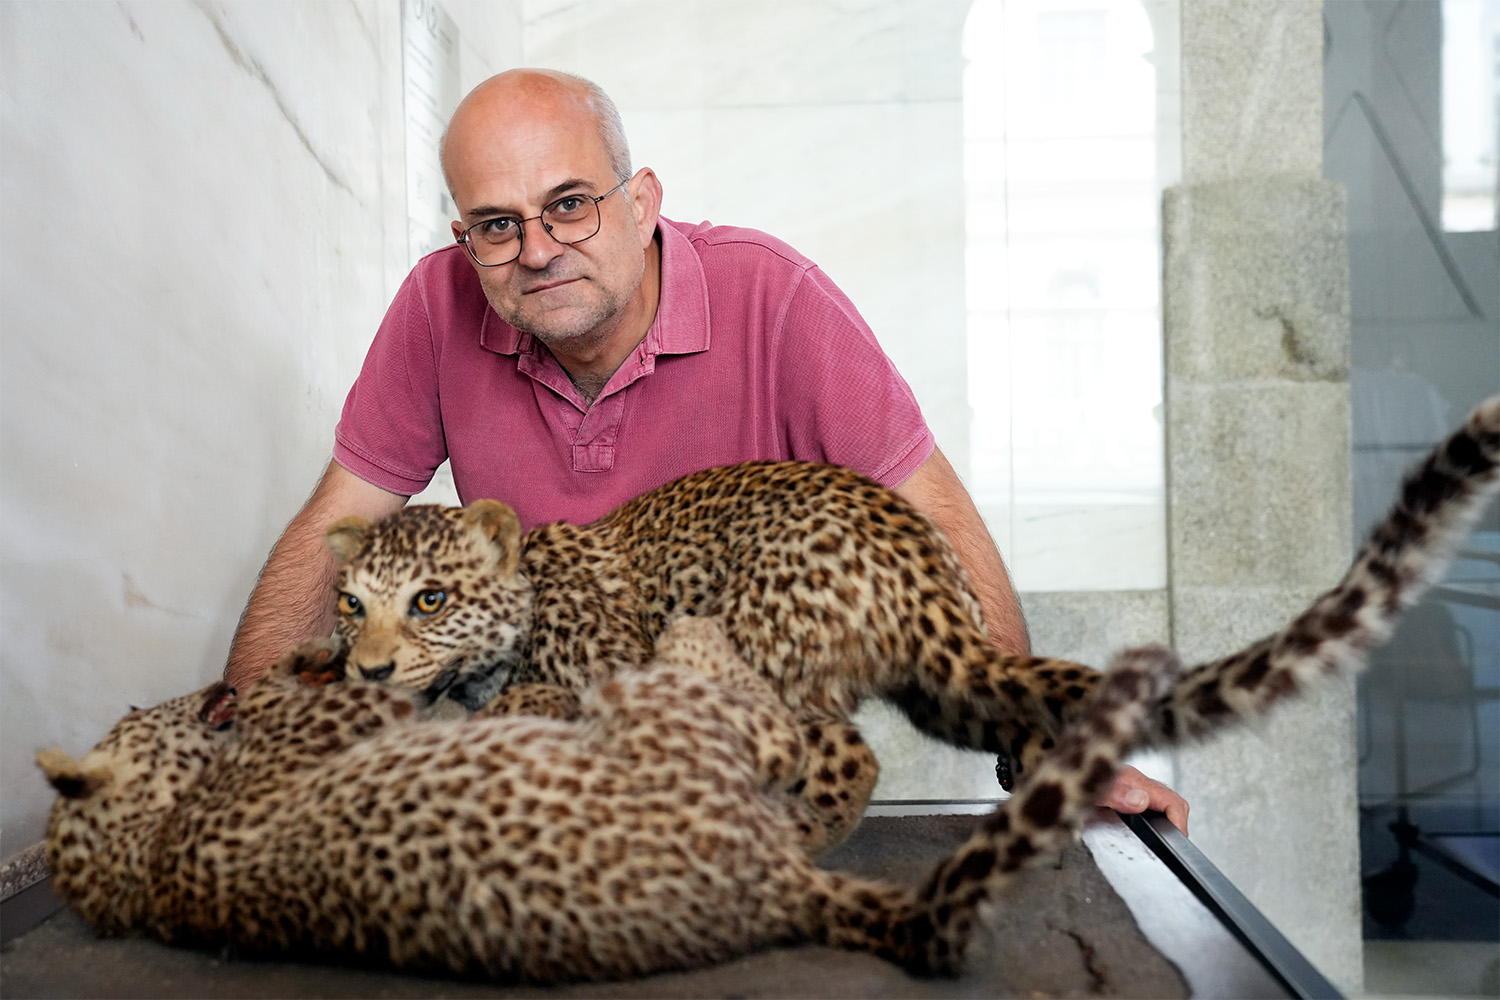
1163 1 1361 993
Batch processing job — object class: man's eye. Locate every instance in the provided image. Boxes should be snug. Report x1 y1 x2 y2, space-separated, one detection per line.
411 590 446 616
337 593 363 617
549 196 589 218
478 218 519 239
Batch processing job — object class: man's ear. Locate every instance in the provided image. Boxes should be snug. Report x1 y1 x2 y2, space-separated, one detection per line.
462 500 522 578
628 167 663 248
326 517 372 565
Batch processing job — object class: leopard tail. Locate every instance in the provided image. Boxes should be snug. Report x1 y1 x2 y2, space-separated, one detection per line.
1156 393 1500 744
802 646 1182 975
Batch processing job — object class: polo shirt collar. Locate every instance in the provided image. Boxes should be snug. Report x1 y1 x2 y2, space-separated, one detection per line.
479 217 710 359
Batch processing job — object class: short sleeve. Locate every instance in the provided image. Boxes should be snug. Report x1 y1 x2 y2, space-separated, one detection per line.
774 265 935 487
332 264 448 496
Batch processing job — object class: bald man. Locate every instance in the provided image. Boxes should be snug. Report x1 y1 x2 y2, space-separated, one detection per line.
224 69 1187 833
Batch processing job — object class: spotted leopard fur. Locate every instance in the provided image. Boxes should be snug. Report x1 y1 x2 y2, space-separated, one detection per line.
42 617 1175 981
319 397 1500 849
322 464 1098 850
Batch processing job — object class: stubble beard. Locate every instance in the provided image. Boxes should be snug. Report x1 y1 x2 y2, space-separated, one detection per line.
488 253 643 357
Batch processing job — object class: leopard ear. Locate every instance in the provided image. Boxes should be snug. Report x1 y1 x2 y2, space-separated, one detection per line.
325 516 372 564
463 500 522 577
37 748 111 800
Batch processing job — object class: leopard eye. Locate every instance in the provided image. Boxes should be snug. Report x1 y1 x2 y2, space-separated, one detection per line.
337 592 363 618
411 589 446 616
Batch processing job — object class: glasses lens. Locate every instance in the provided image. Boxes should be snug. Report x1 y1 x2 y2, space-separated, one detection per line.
542 195 602 245
466 218 522 266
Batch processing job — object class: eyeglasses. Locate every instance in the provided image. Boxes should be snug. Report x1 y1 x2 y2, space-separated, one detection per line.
455 179 629 267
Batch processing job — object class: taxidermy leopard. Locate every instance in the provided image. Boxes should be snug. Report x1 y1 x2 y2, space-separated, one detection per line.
40 397 1499 982
42 617 1179 981
319 396 1500 850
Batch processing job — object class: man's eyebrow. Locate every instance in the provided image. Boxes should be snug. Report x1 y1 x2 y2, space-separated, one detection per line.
463 178 599 220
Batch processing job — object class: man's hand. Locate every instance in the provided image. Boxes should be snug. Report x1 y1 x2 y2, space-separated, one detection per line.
1103 764 1189 835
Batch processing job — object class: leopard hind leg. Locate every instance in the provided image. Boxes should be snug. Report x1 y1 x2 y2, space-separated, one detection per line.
789 647 1177 976
792 709 880 854
882 595 1104 784
652 617 879 853
581 617 836 855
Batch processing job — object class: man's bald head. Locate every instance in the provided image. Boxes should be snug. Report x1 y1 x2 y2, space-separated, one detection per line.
440 69 631 198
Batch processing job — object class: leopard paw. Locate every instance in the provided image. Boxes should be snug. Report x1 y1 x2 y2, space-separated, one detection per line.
274 637 349 689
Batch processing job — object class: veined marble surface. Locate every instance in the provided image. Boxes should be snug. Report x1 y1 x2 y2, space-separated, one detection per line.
0 0 519 858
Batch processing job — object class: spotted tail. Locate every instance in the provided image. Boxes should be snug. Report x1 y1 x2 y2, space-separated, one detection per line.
806 645 1183 975
814 396 1500 977
1157 394 1500 743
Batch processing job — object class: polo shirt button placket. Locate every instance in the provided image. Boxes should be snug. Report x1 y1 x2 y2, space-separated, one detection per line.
571 392 625 473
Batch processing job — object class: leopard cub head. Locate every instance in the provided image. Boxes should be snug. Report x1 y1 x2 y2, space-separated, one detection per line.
327 500 535 703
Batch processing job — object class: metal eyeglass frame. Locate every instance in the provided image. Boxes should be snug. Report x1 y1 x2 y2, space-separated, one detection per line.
455 178 629 267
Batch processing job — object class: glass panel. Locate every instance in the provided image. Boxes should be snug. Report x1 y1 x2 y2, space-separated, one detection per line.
522 0 1169 799
1324 0 1500 945
964 0 1167 593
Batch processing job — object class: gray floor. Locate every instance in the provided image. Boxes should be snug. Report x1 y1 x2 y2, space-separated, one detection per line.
1 815 1189 999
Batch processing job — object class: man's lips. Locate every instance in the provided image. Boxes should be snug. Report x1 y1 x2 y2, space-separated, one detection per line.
523 277 581 295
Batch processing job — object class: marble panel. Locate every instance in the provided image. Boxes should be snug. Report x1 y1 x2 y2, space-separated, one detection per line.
0 0 519 858
1163 179 1350 385
1166 380 1352 589
1179 0 1323 184
524 0 969 110
446 1 524 92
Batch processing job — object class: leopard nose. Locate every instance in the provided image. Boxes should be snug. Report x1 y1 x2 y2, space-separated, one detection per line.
358 663 395 681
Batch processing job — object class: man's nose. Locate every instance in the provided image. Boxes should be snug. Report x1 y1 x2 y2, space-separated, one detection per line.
515 216 566 270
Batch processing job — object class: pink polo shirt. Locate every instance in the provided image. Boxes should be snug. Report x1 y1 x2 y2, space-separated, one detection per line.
333 217 934 532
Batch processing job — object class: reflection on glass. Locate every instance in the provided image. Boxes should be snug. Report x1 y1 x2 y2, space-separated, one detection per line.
1327 0 1500 940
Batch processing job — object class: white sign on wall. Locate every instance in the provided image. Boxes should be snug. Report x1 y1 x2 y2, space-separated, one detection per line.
403 0 461 267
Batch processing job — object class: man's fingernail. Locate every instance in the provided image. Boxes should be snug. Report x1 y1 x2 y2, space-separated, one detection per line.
1126 790 1149 809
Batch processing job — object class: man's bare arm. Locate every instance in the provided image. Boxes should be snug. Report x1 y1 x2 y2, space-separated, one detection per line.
895 446 1029 656
223 461 407 690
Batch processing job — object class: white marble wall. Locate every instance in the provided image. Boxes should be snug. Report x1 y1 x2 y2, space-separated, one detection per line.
0 0 519 859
